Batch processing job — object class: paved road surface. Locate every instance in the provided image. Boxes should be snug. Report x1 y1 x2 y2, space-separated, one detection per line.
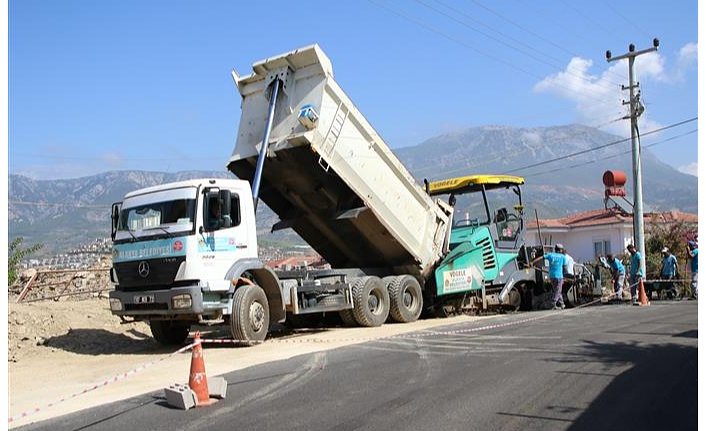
16 300 698 431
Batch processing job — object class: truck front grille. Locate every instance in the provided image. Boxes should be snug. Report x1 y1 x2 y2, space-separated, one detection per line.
114 257 185 291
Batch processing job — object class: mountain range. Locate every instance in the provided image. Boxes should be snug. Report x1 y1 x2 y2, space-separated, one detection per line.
9 124 697 256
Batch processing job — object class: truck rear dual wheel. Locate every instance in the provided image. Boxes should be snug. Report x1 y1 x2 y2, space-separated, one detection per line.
149 320 190 346
339 309 358 327
231 284 270 343
351 276 390 327
387 275 423 323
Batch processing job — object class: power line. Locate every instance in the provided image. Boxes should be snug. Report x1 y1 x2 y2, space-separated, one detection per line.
502 117 697 174
522 128 698 178
466 0 581 59
468 0 627 85
464 0 627 85
558 0 619 39
410 122 617 179
368 0 547 80
370 0 629 109
367 0 680 157
421 0 566 69
409 114 681 179
598 0 651 37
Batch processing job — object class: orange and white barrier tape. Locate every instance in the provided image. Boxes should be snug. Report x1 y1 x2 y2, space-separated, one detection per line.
8 340 200 424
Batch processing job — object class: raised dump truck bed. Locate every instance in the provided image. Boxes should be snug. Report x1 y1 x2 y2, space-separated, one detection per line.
227 45 451 278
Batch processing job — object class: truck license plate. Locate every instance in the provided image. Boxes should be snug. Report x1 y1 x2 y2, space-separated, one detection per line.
134 295 155 304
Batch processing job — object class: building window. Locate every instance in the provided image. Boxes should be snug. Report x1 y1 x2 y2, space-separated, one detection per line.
594 240 612 258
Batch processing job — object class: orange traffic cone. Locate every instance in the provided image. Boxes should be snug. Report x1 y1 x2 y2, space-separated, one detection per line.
638 279 650 306
188 332 217 407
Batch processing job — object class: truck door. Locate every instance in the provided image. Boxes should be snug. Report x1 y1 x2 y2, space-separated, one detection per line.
199 190 254 288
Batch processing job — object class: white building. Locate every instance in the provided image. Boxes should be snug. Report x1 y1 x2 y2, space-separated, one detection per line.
526 209 698 265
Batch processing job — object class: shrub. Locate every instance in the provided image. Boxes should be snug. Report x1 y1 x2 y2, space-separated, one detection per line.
8 237 43 286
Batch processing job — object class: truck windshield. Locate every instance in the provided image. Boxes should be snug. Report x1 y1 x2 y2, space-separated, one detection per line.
448 191 490 228
447 186 522 232
117 186 199 237
118 198 196 232
118 199 196 231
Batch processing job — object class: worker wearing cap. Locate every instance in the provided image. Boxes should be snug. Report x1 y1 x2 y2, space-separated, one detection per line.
605 254 626 302
626 244 643 305
687 241 698 300
660 247 678 299
531 244 567 310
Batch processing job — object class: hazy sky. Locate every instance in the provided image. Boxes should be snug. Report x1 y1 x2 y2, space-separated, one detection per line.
7 0 699 180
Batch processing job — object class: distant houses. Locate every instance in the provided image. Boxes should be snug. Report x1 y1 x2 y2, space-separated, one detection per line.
21 236 328 272
526 208 698 264
22 237 112 270
264 254 329 271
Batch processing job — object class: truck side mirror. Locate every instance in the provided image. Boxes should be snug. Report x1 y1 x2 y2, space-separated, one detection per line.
219 189 233 227
111 203 121 241
219 189 232 216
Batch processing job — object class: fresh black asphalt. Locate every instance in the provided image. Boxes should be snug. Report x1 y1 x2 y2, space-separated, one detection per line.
16 300 698 431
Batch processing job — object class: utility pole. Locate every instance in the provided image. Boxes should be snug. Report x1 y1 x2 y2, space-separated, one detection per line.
605 38 659 277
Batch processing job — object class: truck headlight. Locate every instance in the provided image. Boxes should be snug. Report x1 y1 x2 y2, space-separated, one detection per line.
109 298 123 311
172 294 192 309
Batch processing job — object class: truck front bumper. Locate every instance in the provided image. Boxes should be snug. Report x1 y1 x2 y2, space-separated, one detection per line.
108 286 204 317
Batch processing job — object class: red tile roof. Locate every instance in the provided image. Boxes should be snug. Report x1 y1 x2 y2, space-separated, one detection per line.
651 210 699 223
265 255 326 269
527 208 697 229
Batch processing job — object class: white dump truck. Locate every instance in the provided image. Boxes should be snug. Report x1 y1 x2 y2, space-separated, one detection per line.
109 45 539 345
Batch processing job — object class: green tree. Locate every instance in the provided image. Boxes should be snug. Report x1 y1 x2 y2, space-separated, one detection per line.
8 237 43 286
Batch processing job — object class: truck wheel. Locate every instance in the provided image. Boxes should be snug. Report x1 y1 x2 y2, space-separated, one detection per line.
387 275 423 323
339 309 357 327
382 276 396 323
351 276 389 327
285 312 320 329
230 284 270 343
149 320 190 346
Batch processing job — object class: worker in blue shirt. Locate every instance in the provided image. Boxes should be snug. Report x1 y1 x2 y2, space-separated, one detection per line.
605 254 626 302
687 241 698 300
627 244 643 305
660 247 678 299
532 244 567 310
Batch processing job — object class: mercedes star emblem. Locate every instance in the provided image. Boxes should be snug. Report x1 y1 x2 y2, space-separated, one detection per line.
137 261 150 278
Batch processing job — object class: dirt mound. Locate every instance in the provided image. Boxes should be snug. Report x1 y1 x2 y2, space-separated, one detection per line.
8 294 152 363
7 257 150 363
